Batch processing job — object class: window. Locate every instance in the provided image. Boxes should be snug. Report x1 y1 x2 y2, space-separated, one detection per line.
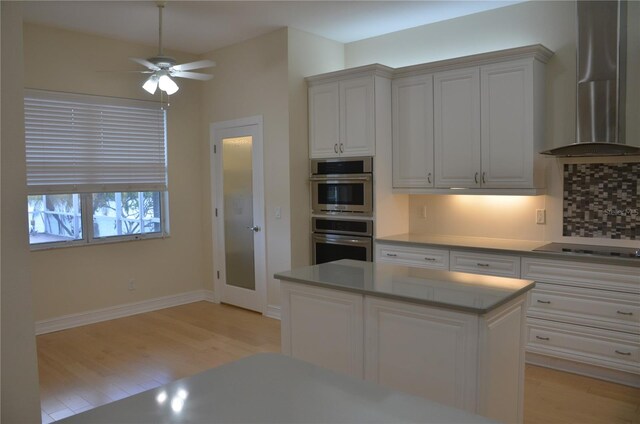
24 89 168 248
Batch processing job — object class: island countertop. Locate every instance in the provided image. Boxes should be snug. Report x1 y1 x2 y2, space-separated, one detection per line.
274 259 535 314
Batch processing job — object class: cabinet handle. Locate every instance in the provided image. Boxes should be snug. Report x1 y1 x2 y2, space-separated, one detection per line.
427 173 432 184
474 172 479 184
386 253 397 257
616 310 633 316
339 143 344 153
615 350 631 356
424 257 436 261
482 172 486 184
537 300 551 304
334 143 338 153
535 336 550 341
476 263 490 267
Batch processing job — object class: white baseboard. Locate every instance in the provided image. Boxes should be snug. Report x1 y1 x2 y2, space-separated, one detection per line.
265 304 281 320
35 289 216 335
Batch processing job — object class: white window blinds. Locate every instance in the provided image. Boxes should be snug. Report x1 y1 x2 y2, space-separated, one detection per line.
24 89 167 194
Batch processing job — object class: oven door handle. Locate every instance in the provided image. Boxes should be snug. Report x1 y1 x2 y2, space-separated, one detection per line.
309 175 372 182
313 234 372 246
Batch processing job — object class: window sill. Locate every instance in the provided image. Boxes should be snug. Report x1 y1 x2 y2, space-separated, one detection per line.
29 232 170 252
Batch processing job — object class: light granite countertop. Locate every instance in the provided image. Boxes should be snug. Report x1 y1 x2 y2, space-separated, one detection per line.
376 234 640 267
275 259 535 314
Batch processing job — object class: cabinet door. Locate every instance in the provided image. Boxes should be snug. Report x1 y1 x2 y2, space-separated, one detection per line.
280 282 364 378
340 76 375 157
392 75 434 187
364 297 478 412
434 67 481 188
481 60 534 188
309 82 340 158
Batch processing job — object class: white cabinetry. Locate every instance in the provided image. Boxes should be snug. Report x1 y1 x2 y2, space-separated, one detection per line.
377 241 640 386
308 83 340 158
364 297 479 411
392 74 435 188
376 243 449 270
433 60 544 190
480 60 541 188
450 250 521 278
392 45 552 194
280 282 364 378
434 67 481 188
522 258 640 386
280 279 528 423
308 66 393 158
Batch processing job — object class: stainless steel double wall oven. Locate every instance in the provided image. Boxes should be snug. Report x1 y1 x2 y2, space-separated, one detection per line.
310 157 373 265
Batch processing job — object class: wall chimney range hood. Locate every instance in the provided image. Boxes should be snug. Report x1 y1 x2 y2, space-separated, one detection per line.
541 0 640 157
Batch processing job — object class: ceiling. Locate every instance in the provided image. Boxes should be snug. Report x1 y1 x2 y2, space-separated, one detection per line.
22 1 524 55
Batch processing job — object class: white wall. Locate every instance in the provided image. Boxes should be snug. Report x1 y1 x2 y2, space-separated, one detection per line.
1 3 42 422
347 0 640 248
200 28 291 313
287 28 344 268
23 24 207 320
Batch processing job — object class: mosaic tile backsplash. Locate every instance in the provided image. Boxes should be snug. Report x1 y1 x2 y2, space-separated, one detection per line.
563 163 639 240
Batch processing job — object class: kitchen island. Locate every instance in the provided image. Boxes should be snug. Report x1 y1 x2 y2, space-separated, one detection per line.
275 259 536 424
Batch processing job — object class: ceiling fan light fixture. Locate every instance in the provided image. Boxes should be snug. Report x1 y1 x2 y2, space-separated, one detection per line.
142 75 159 94
158 74 179 95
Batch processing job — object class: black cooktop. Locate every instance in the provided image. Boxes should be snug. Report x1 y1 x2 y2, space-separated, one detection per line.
533 242 640 259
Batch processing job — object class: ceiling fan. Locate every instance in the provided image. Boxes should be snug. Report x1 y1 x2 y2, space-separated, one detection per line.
131 0 215 95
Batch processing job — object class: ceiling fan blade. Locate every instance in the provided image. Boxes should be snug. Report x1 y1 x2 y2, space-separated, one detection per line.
129 57 160 71
172 60 216 72
172 71 213 81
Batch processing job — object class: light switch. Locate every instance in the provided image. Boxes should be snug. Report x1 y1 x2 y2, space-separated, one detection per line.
536 209 546 224
275 207 281 219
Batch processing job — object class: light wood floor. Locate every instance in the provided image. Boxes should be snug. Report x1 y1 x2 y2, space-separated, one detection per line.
37 301 640 423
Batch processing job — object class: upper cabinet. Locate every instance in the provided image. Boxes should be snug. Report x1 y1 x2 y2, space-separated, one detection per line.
308 66 393 158
480 59 541 189
393 45 553 194
433 67 481 188
392 74 435 188
309 82 340 158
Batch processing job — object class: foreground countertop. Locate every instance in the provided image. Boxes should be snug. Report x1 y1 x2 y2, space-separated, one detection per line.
61 353 496 424
377 234 640 267
275 259 534 314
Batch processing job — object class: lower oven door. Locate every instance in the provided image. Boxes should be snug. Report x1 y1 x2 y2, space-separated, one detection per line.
312 233 372 265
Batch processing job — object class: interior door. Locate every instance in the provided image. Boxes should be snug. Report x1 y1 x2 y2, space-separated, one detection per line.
211 117 266 313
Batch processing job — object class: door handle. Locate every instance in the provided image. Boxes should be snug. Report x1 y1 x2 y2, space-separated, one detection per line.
334 143 338 153
339 143 344 153
246 226 260 232
474 172 479 184
427 172 432 184
482 172 486 184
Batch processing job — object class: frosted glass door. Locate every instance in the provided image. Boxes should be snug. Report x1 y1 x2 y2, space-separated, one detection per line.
222 136 256 290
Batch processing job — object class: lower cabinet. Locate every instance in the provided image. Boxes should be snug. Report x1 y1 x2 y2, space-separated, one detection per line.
280 282 364 378
280 281 528 424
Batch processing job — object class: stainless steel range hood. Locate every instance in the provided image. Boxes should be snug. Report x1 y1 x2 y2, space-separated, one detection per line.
541 0 640 157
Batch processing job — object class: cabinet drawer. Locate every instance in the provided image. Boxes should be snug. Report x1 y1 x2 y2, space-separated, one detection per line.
450 250 520 278
522 257 640 294
376 244 449 270
528 283 640 334
527 320 640 374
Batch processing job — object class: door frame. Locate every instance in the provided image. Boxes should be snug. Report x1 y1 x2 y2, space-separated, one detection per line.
210 115 267 314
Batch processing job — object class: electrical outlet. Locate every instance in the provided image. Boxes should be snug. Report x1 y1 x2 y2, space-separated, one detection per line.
275 207 281 219
128 279 136 291
536 209 546 225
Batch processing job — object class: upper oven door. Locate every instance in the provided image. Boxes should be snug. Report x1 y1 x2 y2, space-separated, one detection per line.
310 175 373 215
